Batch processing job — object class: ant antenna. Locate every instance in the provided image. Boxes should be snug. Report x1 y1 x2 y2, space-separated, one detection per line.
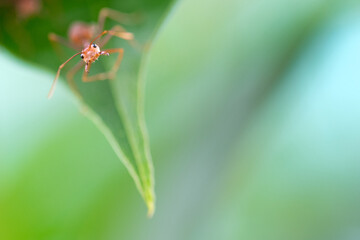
90 30 133 46
48 52 81 98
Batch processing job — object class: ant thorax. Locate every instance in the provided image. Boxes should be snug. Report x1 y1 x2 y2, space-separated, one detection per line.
81 44 101 63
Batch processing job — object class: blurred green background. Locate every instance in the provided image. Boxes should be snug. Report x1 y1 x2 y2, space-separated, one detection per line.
1 0 360 239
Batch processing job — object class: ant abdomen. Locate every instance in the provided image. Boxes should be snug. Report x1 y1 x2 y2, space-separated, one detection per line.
68 22 96 48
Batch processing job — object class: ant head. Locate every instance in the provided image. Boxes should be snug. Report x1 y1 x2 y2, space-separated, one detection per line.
80 43 101 63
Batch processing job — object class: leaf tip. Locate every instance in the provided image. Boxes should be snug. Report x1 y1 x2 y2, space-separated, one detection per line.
144 187 155 218
147 200 155 218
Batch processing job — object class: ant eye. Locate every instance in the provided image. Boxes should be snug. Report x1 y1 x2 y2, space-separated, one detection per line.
80 54 84 59
92 44 97 48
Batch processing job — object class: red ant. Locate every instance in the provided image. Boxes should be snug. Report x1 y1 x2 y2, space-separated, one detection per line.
47 8 137 98
16 0 41 19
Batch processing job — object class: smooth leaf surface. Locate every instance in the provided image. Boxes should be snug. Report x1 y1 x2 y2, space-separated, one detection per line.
0 0 176 216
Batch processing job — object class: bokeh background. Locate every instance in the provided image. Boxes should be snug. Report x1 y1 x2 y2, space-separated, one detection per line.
1 0 360 239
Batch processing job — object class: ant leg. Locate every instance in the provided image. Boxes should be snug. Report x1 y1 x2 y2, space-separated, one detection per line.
105 48 124 74
82 61 112 82
48 33 79 51
98 25 139 49
66 61 85 98
48 52 81 98
82 48 124 82
98 8 138 32
48 33 80 60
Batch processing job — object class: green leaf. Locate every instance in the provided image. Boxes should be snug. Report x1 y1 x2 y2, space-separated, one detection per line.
0 0 176 216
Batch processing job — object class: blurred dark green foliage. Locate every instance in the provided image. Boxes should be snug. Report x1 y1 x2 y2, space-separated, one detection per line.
0 0 170 65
